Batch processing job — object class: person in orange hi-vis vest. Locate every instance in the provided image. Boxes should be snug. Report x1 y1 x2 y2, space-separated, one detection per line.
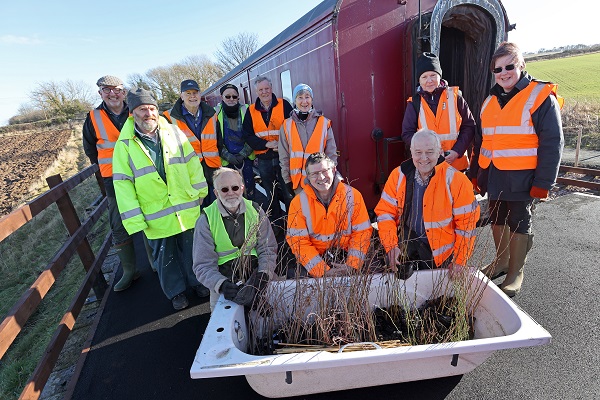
375 129 480 280
279 83 338 197
242 76 294 235
163 79 216 207
286 152 372 278
470 42 564 297
82 75 152 291
401 52 476 172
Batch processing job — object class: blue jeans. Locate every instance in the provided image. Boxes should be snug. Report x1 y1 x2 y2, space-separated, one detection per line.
256 158 291 225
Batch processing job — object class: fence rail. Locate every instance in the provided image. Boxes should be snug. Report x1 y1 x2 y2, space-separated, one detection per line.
0 164 110 400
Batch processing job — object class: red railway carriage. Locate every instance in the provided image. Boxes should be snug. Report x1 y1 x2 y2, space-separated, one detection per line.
202 0 511 209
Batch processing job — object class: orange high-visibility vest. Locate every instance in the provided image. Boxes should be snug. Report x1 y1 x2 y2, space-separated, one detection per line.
199 116 223 168
249 100 285 155
163 110 203 162
408 86 468 170
375 162 479 267
286 182 373 277
283 116 330 190
479 81 559 170
89 109 120 178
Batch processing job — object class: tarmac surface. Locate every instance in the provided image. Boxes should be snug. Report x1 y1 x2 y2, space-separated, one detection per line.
71 193 600 400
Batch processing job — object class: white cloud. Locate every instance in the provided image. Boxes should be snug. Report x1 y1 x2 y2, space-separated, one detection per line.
0 35 42 45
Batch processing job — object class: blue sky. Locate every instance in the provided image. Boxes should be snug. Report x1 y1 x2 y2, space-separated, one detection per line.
0 0 595 125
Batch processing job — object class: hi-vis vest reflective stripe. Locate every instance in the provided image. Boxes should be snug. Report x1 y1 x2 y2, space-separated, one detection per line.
479 81 558 170
89 109 120 177
199 114 221 168
249 100 285 155
408 86 468 171
374 162 479 267
163 110 203 161
283 116 330 190
215 104 255 166
204 198 259 265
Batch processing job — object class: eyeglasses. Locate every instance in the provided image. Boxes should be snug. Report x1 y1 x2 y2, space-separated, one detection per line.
308 168 332 178
492 64 516 74
100 87 124 94
224 95 238 99
219 185 241 193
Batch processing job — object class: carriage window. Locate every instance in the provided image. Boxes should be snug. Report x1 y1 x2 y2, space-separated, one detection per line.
280 70 292 104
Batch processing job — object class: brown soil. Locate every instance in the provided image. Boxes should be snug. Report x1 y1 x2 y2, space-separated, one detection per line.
0 129 71 216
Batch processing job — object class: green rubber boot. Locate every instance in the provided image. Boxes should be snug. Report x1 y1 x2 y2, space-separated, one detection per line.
114 241 140 292
480 224 510 279
500 233 534 297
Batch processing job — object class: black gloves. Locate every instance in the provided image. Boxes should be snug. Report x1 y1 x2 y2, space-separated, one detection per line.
286 182 295 197
220 280 240 300
232 271 269 307
396 261 415 280
232 154 245 167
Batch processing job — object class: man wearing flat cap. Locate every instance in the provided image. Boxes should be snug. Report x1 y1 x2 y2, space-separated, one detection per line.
401 52 476 171
163 79 217 206
82 75 153 292
203 83 256 199
113 87 210 310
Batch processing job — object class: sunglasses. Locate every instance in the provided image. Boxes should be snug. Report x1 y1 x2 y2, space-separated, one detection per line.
224 95 238 99
492 64 516 74
219 185 241 193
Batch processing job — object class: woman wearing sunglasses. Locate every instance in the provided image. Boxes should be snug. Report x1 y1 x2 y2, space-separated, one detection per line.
401 52 476 171
470 42 564 297
278 83 338 198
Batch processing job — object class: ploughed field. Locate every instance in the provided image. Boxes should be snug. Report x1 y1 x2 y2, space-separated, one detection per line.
0 129 71 216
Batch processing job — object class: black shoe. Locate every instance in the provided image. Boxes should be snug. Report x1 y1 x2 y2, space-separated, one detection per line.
193 284 210 298
171 293 189 310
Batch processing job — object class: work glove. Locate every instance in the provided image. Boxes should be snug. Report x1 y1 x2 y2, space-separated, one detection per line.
286 182 295 197
396 261 415 280
232 271 269 307
220 280 240 300
239 144 254 158
471 178 480 194
231 154 245 167
530 186 549 199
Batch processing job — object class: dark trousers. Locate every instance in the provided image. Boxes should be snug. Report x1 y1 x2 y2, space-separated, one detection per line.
148 229 200 300
402 227 451 269
225 159 256 200
488 199 535 234
256 158 292 225
107 194 131 246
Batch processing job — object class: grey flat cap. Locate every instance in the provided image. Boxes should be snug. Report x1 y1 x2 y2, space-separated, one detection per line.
96 75 124 87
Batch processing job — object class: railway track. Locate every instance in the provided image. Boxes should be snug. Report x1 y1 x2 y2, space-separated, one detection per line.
556 165 600 191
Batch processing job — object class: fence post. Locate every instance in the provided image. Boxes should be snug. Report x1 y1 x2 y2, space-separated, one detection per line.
574 125 583 167
46 174 108 299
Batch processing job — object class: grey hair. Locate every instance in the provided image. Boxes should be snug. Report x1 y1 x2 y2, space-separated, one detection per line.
410 129 442 151
305 152 335 170
254 76 272 87
213 167 244 187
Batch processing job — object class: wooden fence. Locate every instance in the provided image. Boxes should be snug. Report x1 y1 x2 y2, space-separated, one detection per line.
0 164 110 399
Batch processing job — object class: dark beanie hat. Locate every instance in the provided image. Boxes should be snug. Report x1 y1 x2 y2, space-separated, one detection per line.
416 52 442 78
220 83 238 95
127 88 158 111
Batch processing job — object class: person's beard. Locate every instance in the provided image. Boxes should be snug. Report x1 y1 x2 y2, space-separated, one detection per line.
219 195 241 212
139 118 158 133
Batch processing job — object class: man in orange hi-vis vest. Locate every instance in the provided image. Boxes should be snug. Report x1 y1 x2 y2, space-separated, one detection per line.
401 52 476 172
83 75 152 292
375 129 479 280
242 76 293 234
287 152 372 278
470 42 563 297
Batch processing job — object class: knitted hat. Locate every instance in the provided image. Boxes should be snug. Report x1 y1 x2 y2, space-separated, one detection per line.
96 75 123 87
127 88 158 111
292 83 313 100
416 52 442 78
180 79 200 92
220 83 238 95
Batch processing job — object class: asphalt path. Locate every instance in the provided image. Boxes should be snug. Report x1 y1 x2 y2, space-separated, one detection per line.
72 193 600 400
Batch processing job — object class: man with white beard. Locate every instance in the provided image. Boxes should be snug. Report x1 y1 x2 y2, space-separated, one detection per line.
113 88 209 311
192 168 277 311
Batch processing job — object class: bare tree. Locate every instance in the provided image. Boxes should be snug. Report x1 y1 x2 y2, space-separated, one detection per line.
29 80 95 119
214 32 260 74
127 73 154 91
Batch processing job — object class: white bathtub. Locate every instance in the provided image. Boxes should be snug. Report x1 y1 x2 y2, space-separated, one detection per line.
190 270 551 398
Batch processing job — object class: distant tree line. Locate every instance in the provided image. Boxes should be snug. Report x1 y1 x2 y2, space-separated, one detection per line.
8 33 260 126
524 43 600 61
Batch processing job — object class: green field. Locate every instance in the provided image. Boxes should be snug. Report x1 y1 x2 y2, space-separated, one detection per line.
525 52 600 101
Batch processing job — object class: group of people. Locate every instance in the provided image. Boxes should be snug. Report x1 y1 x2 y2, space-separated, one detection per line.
82 41 563 310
